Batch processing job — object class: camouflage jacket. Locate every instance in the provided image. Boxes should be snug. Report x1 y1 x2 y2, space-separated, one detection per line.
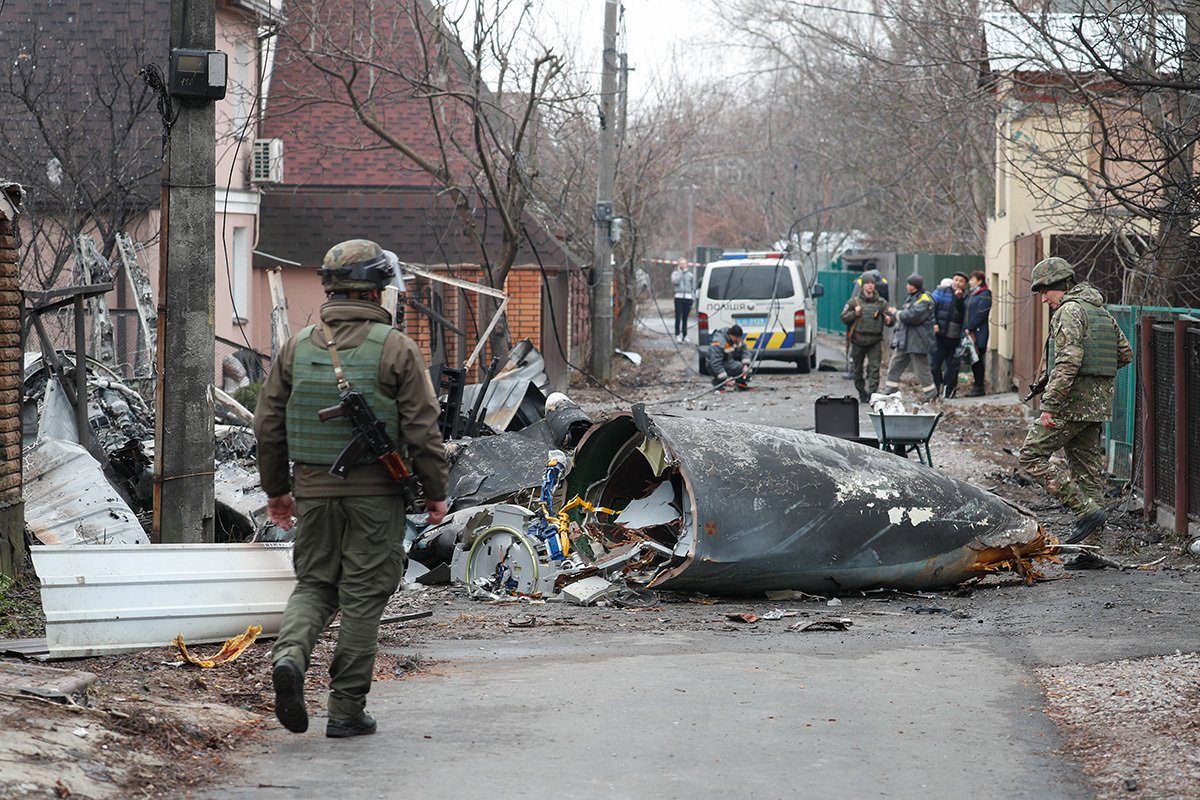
1040 283 1133 421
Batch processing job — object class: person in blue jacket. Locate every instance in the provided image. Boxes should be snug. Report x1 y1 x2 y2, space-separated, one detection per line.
963 270 993 396
930 272 967 398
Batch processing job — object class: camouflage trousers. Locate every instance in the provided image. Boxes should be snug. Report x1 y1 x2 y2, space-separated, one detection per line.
850 339 883 397
272 494 407 721
1018 418 1104 519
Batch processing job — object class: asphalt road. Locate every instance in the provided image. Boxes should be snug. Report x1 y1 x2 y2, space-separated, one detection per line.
199 304 1197 800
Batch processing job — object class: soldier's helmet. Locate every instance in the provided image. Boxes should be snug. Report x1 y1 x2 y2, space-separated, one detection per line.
317 239 395 292
1030 257 1075 292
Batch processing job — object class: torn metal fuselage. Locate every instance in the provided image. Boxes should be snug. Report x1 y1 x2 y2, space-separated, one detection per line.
563 411 1048 595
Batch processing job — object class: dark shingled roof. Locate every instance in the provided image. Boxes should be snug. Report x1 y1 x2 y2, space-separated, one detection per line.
253 185 580 272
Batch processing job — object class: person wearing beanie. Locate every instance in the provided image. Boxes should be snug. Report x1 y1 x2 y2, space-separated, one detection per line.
930 272 968 398
706 324 752 389
882 275 937 401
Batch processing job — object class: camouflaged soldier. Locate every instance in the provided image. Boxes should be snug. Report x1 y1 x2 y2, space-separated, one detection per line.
1018 257 1132 546
253 239 448 739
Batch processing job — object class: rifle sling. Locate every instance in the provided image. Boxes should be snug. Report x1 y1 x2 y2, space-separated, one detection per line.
320 322 351 392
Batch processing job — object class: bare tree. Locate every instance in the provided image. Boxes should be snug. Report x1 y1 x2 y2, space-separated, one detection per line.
0 11 162 291
270 0 573 357
716 0 996 254
985 1 1199 304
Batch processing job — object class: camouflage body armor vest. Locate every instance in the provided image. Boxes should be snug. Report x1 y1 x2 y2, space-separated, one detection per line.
1048 300 1120 377
285 324 400 464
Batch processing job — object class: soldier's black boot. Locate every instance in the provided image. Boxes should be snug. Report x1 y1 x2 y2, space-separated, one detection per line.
272 656 308 733
327 710 377 738
1067 507 1107 545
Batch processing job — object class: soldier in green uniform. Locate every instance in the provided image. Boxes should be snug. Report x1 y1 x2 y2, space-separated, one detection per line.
1018 257 1132 546
253 239 449 738
841 275 895 403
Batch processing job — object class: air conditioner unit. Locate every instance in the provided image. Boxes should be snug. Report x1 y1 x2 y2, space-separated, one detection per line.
251 138 283 183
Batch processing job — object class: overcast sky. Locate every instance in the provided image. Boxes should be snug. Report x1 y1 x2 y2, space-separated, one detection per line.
533 0 735 100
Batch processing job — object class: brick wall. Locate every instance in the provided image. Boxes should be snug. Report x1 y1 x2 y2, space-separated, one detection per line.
403 265 554 371
0 209 24 578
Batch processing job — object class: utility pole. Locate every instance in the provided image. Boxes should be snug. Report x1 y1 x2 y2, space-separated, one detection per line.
590 0 619 382
155 0 217 543
686 185 697 264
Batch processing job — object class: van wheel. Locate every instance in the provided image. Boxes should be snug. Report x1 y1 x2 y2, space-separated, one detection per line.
698 352 711 376
796 354 811 374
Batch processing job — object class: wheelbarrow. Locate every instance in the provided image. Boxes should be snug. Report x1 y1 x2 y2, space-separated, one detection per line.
867 411 943 467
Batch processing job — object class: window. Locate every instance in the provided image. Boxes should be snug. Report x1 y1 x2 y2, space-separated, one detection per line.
232 227 249 325
705 265 795 300
233 40 252 138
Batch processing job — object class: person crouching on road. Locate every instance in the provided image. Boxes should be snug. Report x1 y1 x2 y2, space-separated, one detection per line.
840 275 894 403
708 324 751 389
883 275 938 402
1018 257 1131 549
253 238 450 739
671 258 696 342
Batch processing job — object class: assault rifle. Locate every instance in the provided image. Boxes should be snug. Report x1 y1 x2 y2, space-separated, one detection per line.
319 390 418 505
1021 373 1048 404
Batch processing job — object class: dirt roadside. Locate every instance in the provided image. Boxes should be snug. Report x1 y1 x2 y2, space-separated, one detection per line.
2 322 1197 799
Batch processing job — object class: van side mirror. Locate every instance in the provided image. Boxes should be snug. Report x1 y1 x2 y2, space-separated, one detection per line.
811 283 825 298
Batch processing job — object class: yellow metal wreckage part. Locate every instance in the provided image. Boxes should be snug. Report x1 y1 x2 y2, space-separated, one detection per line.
174 624 263 668
535 495 617 561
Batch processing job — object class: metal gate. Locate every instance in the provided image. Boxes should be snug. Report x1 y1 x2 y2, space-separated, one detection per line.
1012 233 1043 405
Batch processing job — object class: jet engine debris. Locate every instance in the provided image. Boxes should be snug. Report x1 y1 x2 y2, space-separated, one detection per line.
421 407 1054 600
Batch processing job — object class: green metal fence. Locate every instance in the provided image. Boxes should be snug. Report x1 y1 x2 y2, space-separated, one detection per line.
816 269 859 334
895 254 986 289
1105 304 1197 481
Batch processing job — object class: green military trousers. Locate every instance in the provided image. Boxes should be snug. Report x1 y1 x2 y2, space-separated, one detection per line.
850 339 883 397
1018 418 1104 519
273 494 407 721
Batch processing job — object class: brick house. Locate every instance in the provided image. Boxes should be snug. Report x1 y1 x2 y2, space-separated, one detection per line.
0 0 282 374
253 0 586 390
0 182 22 578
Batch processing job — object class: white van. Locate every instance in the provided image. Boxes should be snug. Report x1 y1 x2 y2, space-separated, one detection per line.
696 251 824 374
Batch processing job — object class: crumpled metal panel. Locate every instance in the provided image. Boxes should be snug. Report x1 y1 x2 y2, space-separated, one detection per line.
447 419 557 509
566 412 1045 594
23 438 149 546
459 379 547 432
32 543 296 659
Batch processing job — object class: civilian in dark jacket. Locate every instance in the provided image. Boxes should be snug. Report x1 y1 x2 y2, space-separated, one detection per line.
883 275 937 401
930 272 967 398
707 325 751 388
963 271 992 396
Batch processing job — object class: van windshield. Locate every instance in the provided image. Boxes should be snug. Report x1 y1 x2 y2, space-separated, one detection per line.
705 265 795 300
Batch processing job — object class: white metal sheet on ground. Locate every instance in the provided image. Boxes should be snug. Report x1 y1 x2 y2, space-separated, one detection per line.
32 543 297 659
23 438 149 545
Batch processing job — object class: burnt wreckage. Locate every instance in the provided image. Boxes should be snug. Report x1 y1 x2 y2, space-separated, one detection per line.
20 329 1049 597
419 406 1052 598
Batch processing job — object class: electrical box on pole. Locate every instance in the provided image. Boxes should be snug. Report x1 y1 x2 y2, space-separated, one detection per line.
155 0 218 544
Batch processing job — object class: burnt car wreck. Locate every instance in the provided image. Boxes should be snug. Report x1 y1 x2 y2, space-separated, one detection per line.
417 406 1053 599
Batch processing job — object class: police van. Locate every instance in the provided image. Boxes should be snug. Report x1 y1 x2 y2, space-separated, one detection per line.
696 251 824 374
